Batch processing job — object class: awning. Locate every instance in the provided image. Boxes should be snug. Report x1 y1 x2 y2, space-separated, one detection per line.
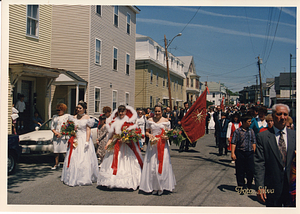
162 96 174 100
53 70 87 86
9 63 61 89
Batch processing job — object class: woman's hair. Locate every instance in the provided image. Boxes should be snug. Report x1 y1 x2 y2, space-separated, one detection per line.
56 103 67 112
103 106 112 114
231 113 240 123
99 114 107 121
258 106 267 115
265 114 273 121
78 100 87 109
118 105 126 112
287 116 293 124
154 104 162 111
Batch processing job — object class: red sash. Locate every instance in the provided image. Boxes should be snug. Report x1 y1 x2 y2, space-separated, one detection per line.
156 129 166 174
67 136 75 168
111 139 143 175
229 122 241 142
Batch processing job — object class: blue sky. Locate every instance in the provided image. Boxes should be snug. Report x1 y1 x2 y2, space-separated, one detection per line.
136 6 296 92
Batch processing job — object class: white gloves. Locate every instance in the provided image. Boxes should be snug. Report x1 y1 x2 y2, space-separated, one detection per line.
84 141 89 150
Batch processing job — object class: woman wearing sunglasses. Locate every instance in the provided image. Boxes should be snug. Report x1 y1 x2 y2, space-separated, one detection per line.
51 103 70 169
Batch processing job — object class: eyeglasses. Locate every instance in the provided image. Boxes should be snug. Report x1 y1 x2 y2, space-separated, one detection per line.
56 109 61 112
276 113 288 116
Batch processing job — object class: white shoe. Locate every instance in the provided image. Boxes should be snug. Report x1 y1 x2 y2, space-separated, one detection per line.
158 190 163 196
51 165 58 170
231 160 235 164
152 190 158 195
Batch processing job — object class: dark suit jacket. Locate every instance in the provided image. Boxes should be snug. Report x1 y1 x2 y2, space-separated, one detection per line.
178 108 188 121
254 127 296 205
216 119 229 138
162 112 175 128
213 111 222 132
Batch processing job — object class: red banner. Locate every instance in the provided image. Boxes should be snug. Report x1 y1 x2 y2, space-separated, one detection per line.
220 96 225 111
181 88 207 143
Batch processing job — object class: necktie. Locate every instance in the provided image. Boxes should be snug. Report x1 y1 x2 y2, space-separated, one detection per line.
278 131 287 167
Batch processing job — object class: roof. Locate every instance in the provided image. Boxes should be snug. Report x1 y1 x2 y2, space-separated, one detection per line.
177 56 193 73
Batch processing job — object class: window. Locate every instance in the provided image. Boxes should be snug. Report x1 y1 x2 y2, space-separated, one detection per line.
177 61 179 68
95 39 101 64
114 6 118 27
96 5 101 16
176 81 178 91
113 47 118 70
213 93 215 98
156 73 159 86
26 5 39 37
126 54 130 75
150 70 153 84
125 92 129 105
163 75 165 87
95 87 101 113
156 97 160 105
127 13 131 34
150 96 153 108
186 78 189 87
191 78 194 87
174 80 175 91
156 47 159 60
113 90 118 111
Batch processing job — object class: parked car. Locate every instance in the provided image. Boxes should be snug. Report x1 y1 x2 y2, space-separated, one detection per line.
19 117 99 155
8 134 22 175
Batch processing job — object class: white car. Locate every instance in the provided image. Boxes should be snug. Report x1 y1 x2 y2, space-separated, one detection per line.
19 117 99 155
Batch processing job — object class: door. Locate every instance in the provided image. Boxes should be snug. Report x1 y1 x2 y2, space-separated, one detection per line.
21 80 33 130
70 88 85 114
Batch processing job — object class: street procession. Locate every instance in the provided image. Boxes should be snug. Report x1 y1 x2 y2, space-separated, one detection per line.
4 2 297 211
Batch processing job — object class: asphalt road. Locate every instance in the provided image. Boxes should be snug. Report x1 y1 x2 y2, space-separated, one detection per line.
7 132 265 207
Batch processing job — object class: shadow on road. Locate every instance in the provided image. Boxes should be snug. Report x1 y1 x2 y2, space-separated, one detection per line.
217 184 237 192
8 164 55 193
96 185 135 192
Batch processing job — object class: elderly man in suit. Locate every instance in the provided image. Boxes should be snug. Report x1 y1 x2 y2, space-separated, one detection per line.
254 103 296 207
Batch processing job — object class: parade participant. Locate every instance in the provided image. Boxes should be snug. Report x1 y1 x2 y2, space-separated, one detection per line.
213 106 222 148
146 107 154 119
162 106 175 129
61 101 98 186
286 116 294 130
259 114 273 133
254 104 296 207
172 106 179 128
207 107 215 134
51 103 70 170
249 106 260 136
257 106 268 130
97 105 143 190
231 115 256 189
136 108 146 151
140 105 176 195
226 113 241 157
96 115 107 166
216 112 230 156
178 102 191 152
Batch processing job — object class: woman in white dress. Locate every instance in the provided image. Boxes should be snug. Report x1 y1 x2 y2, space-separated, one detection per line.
207 107 215 134
140 105 176 196
51 103 70 169
97 105 143 190
61 101 98 187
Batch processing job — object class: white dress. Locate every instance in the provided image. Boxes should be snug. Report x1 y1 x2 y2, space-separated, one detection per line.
208 112 215 130
139 120 176 193
51 114 70 153
61 118 98 187
97 116 143 190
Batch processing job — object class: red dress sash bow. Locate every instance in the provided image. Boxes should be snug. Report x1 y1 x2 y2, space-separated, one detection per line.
156 129 166 174
67 136 75 168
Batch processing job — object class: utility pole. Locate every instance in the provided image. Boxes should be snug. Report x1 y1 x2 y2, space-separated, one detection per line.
257 57 263 105
290 54 296 110
164 35 172 110
255 75 258 103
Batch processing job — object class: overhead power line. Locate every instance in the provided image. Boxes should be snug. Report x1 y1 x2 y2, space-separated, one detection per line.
179 7 201 34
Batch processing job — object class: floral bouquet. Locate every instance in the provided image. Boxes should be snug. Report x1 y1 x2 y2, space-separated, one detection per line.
150 137 159 146
107 127 145 151
61 120 78 148
166 128 186 146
